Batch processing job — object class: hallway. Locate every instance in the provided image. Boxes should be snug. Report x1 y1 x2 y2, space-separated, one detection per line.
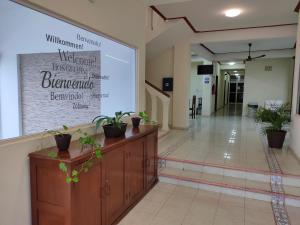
159 106 300 176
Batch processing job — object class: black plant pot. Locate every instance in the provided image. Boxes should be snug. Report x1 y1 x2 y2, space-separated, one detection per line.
54 134 72 151
103 123 127 138
266 130 287 149
131 117 141 128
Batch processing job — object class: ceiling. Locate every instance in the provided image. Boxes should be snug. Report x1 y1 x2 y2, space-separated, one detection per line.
153 0 299 32
202 37 296 54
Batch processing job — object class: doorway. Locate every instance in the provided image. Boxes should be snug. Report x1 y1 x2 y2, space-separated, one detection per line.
229 75 244 104
214 76 218 111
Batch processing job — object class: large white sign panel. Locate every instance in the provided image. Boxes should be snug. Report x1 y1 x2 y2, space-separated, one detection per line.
19 50 101 134
0 0 136 139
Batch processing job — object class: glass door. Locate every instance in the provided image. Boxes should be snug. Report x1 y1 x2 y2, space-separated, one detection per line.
229 76 244 103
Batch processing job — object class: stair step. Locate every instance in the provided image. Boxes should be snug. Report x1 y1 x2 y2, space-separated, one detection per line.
159 167 300 207
159 156 300 187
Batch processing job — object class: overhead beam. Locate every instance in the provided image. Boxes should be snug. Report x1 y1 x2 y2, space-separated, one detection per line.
191 44 214 62
214 49 295 62
144 0 193 6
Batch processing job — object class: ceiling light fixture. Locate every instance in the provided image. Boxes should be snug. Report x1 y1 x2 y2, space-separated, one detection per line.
228 62 235 66
225 9 241 18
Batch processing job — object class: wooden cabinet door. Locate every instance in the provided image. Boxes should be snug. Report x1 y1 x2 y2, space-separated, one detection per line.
102 147 125 225
146 132 158 188
125 139 145 205
72 161 101 225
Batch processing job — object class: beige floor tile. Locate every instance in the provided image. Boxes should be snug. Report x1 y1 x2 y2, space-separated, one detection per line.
143 189 172 204
201 173 224 183
177 169 203 179
214 206 244 225
150 216 183 225
134 198 164 215
245 207 275 225
160 167 180 176
165 194 195 208
219 193 245 208
155 203 190 222
172 185 198 197
197 189 221 199
223 176 246 187
118 211 154 225
182 204 216 225
284 185 300 196
287 205 300 225
152 182 176 194
245 180 270 191
245 199 272 214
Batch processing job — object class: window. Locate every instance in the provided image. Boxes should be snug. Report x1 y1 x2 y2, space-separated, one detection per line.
0 1 136 139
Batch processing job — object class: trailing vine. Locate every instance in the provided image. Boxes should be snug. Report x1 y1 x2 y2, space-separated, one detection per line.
48 131 102 183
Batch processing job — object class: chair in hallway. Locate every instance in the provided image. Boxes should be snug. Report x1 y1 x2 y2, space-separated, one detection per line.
196 97 202 115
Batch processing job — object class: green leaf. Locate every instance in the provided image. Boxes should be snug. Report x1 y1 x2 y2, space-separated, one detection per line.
48 151 57 158
138 111 149 122
72 177 79 183
59 162 67 173
72 169 78 177
66 177 72 183
95 149 102 159
63 125 68 131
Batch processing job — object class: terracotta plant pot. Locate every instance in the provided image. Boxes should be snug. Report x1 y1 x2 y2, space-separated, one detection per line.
54 134 72 151
103 123 127 138
266 130 287 149
131 117 141 128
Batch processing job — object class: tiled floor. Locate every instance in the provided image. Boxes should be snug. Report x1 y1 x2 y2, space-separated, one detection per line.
117 183 300 225
118 105 300 225
159 104 300 176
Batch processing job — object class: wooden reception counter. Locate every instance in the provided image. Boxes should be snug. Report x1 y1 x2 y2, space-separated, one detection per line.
29 125 158 225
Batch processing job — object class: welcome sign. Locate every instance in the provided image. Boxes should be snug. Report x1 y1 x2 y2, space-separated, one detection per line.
19 50 101 135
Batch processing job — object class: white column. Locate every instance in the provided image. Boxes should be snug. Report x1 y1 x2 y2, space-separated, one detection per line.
290 13 300 158
172 38 191 129
161 99 170 131
150 94 158 122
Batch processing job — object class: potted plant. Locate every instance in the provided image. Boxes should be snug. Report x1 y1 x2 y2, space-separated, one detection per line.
256 104 290 148
46 125 75 151
48 131 102 183
131 111 149 128
92 111 132 138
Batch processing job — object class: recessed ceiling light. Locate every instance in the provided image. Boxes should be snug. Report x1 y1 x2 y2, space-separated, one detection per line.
228 62 235 65
225 9 241 18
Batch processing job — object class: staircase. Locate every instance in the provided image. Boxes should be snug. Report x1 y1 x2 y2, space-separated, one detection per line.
158 156 300 207
145 81 170 137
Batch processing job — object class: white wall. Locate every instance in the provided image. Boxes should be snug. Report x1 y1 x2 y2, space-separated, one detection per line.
172 38 190 128
290 14 300 159
146 47 174 87
190 62 203 100
146 47 174 125
201 75 214 116
243 58 294 115
0 1 146 225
